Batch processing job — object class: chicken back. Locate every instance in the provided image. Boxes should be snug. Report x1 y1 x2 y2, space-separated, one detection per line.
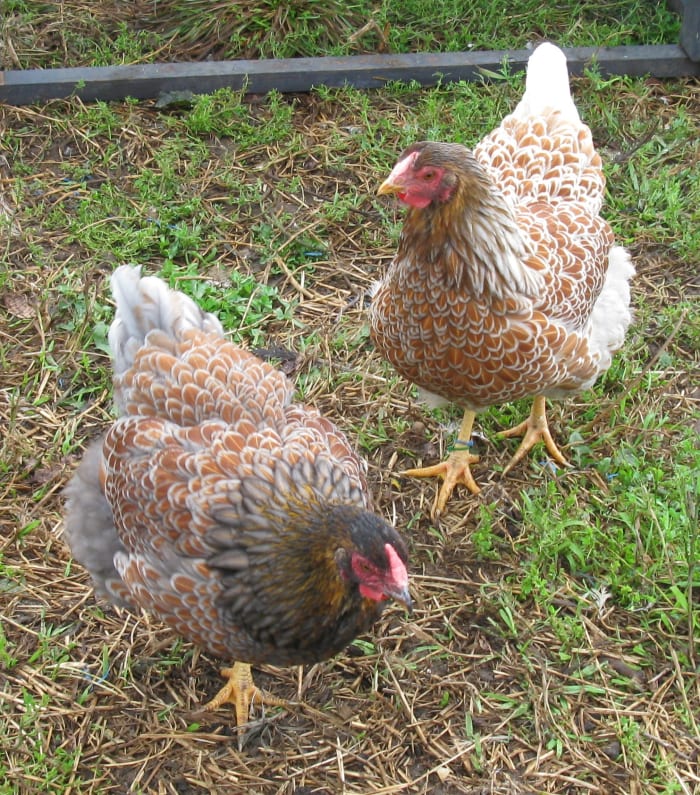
64 266 410 670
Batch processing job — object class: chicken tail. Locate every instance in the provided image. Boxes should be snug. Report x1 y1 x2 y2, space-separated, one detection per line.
587 246 636 369
108 265 224 380
513 42 580 124
64 266 227 606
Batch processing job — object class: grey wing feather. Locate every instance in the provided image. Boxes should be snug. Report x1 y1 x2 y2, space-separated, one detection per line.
63 438 135 608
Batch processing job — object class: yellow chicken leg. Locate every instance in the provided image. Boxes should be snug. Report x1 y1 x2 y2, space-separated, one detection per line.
204 661 289 729
499 395 571 476
402 410 481 517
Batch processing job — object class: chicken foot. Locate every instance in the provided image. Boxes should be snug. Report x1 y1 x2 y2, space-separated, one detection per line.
402 410 481 517
499 395 571 476
204 661 290 729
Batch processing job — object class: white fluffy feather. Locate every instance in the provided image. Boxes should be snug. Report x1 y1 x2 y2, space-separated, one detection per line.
108 264 223 382
513 42 581 124
587 245 636 370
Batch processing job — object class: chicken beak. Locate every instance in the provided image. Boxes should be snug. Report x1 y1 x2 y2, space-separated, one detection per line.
377 177 402 196
382 542 412 612
388 585 413 614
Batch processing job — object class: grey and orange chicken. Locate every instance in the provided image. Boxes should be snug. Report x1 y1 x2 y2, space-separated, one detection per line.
63 265 410 730
370 43 634 516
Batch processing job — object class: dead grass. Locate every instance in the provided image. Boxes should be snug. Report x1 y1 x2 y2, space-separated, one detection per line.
1 0 682 69
1 65 699 795
0 0 382 68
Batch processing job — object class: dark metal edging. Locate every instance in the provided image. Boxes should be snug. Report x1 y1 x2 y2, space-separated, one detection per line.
1 45 698 106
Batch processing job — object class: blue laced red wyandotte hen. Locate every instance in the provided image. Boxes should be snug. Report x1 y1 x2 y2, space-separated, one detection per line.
64 265 411 734
370 43 635 517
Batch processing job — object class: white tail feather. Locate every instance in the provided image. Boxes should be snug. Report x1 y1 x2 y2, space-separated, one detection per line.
588 246 636 369
513 42 580 123
108 265 223 379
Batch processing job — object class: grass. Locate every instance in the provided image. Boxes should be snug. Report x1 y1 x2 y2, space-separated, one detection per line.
1 0 682 67
1 4 699 794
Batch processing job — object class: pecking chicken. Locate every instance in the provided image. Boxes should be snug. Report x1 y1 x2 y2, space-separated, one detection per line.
63 265 411 732
370 42 635 516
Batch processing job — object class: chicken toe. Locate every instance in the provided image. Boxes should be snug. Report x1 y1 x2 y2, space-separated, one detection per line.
204 661 289 729
499 395 571 476
402 410 481 517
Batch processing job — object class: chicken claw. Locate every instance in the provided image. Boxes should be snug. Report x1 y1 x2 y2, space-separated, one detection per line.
204 661 290 729
402 410 480 517
499 395 571 476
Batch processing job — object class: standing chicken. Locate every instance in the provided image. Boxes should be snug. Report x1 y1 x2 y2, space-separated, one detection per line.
64 265 410 731
370 43 634 516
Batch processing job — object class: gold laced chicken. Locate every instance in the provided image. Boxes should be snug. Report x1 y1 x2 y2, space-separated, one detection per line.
370 43 635 516
64 265 411 731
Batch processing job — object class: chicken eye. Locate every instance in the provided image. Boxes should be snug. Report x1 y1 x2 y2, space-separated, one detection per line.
422 170 436 181
353 556 375 579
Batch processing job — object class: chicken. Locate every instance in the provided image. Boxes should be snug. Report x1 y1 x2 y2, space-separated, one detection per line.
370 42 635 517
63 265 411 733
